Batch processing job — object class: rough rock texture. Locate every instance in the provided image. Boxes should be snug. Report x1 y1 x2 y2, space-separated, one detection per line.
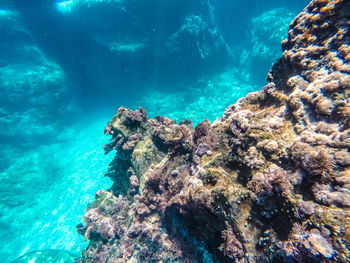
79 0 350 262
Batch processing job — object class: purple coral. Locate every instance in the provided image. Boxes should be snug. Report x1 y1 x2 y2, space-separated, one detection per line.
218 227 244 259
247 166 292 197
122 133 142 150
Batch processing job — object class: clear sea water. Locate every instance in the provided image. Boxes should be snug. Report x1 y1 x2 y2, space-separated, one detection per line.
0 0 309 262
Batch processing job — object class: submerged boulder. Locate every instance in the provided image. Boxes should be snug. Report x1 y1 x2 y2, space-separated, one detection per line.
79 0 350 262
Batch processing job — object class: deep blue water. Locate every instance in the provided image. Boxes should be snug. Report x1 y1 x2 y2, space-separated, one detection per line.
0 0 309 262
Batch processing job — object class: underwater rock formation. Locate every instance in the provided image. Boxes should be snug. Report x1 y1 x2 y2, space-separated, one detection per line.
57 0 228 89
79 0 350 262
0 1 70 146
243 8 297 84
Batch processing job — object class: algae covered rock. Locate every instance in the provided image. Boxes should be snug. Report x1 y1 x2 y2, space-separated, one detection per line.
79 0 350 262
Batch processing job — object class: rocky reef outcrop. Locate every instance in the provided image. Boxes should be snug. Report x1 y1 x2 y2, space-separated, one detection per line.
78 0 350 262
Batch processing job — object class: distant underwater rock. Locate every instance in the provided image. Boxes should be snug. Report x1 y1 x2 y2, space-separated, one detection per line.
13 249 77 263
56 0 229 87
0 1 71 146
241 8 297 83
51 0 304 110
79 0 350 262
250 8 295 60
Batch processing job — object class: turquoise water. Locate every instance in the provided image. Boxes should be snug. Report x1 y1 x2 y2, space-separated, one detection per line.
13 250 76 263
0 116 113 262
0 0 309 262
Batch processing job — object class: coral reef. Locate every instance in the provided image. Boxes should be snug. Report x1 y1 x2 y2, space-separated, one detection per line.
79 0 350 262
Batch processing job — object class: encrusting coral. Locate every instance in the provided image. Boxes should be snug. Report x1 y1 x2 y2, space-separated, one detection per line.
78 0 350 262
